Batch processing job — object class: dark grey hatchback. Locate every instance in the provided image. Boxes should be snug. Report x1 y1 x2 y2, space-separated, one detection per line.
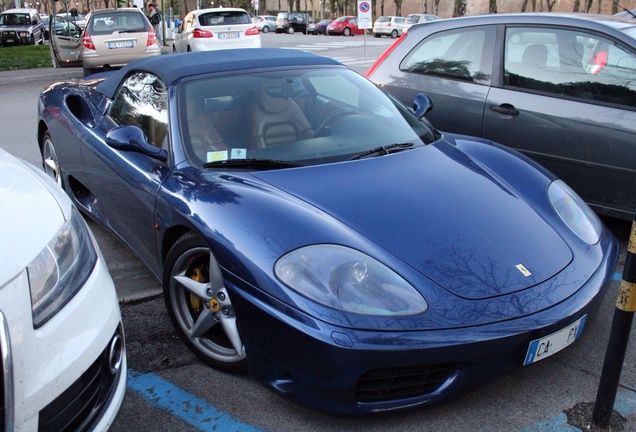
366 13 636 220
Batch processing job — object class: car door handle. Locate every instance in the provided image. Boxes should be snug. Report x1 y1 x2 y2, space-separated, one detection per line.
489 104 519 116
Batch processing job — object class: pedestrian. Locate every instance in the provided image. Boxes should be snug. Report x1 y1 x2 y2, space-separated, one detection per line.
147 2 161 43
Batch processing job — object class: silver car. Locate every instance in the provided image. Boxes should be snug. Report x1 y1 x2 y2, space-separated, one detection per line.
49 8 161 77
367 13 636 220
0 8 44 46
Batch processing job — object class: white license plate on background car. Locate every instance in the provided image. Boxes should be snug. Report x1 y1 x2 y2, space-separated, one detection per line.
523 315 586 365
218 32 239 39
107 41 134 49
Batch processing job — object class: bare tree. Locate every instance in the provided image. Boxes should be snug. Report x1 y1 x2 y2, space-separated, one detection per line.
573 0 580 12
521 0 537 12
453 0 465 17
584 0 593 12
489 0 497 13
394 0 402 16
545 0 556 11
434 0 440 14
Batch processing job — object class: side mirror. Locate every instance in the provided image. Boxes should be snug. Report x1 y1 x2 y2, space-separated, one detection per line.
105 125 167 161
413 93 433 119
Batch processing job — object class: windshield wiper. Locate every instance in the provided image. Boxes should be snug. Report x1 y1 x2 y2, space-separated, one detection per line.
349 142 415 161
203 158 307 170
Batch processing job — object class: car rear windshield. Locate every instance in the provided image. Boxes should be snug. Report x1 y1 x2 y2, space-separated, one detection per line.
89 12 147 34
0 13 31 26
199 11 250 26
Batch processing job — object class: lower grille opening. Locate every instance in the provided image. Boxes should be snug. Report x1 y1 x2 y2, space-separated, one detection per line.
355 363 459 402
38 327 124 432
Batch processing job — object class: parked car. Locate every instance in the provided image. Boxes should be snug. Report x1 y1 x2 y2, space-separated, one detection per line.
0 147 127 429
36 47 618 414
402 13 440 32
614 8 636 18
307 18 332 35
0 8 44 47
173 8 260 52
372 15 405 38
49 8 161 77
326 16 364 36
56 11 86 30
366 13 636 220
41 14 50 40
275 11 310 34
253 14 276 33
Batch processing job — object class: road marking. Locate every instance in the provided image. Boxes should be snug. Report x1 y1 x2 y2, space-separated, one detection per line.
127 369 261 432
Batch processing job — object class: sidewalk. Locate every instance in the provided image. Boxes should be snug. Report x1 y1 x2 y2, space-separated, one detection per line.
0 43 173 85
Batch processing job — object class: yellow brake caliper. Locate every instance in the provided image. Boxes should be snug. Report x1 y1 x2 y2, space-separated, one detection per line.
189 266 206 313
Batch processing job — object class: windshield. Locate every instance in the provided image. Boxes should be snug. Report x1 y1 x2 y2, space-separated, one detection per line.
178 67 436 168
0 13 30 26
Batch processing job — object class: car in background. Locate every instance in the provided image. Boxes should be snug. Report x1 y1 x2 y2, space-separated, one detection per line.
173 8 260 52
326 16 364 36
56 11 86 30
41 14 50 40
614 8 636 18
402 13 440 32
366 13 636 220
0 8 44 46
372 15 405 38
49 8 161 77
275 11 310 34
36 47 617 414
253 14 276 32
0 147 126 429
307 18 332 35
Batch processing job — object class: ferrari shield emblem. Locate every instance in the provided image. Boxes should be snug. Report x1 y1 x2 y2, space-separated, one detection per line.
516 264 532 277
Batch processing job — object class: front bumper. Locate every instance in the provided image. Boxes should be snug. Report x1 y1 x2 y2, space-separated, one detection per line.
0 253 127 429
231 236 618 415
0 32 33 46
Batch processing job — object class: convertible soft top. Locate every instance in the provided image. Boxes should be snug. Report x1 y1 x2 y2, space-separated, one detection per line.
95 48 342 99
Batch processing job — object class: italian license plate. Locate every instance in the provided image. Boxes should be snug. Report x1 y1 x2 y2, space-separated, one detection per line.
6 39 14 43
107 40 134 49
523 315 586 366
218 32 239 39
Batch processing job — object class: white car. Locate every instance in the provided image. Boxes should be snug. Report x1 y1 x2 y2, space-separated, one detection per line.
173 7 260 53
0 148 126 430
372 15 405 38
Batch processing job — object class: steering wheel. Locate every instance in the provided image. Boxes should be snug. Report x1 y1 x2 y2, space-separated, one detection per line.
315 109 357 137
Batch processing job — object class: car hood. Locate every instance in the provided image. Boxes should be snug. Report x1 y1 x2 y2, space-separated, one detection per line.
0 150 67 280
252 140 572 300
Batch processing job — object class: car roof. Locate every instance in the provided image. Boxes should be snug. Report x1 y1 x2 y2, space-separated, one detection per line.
193 7 248 15
96 48 342 99
91 7 143 15
2 8 37 14
406 12 636 39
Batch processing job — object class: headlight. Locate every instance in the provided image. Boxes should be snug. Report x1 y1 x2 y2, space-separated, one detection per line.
548 180 602 245
18 31 28 37
27 207 97 328
275 245 427 316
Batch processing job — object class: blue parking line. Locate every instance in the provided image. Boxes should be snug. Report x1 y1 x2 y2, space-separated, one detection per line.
524 388 636 431
613 271 622 281
127 369 261 432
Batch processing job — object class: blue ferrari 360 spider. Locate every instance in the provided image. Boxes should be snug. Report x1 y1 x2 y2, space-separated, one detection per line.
36 48 618 414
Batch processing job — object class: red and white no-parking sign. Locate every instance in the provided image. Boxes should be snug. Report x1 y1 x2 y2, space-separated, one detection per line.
357 0 372 29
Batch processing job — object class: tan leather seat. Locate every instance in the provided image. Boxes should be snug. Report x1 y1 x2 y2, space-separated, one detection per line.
185 96 226 161
249 84 314 148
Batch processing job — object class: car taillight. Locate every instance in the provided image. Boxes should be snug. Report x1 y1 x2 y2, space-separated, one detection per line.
193 28 213 38
147 27 157 46
82 32 95 50
589 51 607 75
365 33 406 78
245 26 259 36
